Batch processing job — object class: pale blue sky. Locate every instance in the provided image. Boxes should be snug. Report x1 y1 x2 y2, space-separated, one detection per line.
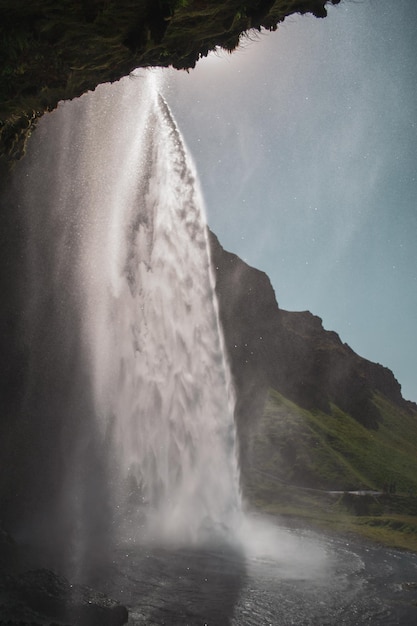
163 0 417 402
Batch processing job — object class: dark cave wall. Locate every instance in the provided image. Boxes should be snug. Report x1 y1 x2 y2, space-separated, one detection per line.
0 0 340 162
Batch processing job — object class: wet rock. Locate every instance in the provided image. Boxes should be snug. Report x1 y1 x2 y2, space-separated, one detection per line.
0 569 128 625
0 528 19 575
402 581 417 590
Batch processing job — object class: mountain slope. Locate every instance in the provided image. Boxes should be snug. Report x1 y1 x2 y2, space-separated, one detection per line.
208 230 417 493
251 390 417 493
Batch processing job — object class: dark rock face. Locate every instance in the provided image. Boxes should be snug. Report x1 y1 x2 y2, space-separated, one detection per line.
0 568 128 626
208 230 415 443
0 529 19 576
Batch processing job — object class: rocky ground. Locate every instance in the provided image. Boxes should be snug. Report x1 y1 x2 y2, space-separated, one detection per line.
0 529 128 626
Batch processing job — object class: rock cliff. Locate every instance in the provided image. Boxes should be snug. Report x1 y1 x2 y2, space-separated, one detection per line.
208 230 415 454
0 0 340 162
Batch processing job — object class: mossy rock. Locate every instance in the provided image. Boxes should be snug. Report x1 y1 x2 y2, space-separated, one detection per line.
0 0 340 162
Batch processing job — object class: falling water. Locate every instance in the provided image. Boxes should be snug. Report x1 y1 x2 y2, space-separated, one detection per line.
14 71 241 569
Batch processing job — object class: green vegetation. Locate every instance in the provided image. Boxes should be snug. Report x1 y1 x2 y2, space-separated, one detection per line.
0 0 340 162
245 390 417 551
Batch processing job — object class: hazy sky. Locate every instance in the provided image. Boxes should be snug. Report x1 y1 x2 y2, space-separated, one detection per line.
162 0 417 403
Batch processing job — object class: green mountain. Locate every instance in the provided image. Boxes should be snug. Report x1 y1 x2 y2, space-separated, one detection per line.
252 390 417 494
208 230 417 549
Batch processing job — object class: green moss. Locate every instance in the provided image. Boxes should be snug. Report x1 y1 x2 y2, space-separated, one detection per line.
0 0 340 162
246 389 417 551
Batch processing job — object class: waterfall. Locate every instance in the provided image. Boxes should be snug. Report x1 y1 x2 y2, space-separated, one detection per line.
13 71 241 568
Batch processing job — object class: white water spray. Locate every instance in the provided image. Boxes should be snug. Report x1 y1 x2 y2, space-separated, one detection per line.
21 71 241 554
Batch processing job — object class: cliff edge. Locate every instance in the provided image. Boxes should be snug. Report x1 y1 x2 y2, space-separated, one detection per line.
0 0 340 162
208 229 415 436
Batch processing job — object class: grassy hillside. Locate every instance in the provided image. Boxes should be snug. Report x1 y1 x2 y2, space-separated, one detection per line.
246 389 417 550
209 229 417 550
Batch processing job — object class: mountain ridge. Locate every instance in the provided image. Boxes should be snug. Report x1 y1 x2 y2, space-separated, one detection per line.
208 229 417 541
208 229 416 461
